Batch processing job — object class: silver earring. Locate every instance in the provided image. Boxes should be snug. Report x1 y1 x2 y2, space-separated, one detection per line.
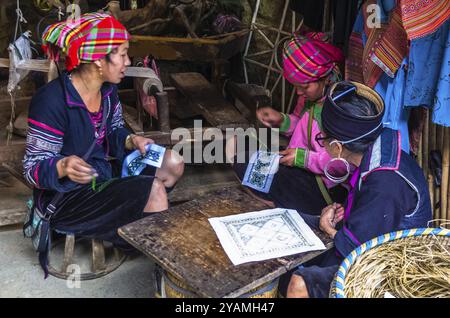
324 157 350 184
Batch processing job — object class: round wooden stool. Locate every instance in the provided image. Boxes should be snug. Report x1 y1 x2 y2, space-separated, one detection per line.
48 233 127 280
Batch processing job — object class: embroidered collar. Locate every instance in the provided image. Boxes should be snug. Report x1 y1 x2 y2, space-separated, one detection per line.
360 128 402 180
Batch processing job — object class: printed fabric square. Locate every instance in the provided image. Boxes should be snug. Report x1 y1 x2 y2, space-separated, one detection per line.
242 151 280 193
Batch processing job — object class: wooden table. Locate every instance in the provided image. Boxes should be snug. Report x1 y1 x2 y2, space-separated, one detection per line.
118 187 333 298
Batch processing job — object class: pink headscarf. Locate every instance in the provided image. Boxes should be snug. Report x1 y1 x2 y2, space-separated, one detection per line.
283 32 344 85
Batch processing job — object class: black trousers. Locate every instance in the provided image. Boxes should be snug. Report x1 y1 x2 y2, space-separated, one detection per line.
50 166 157 251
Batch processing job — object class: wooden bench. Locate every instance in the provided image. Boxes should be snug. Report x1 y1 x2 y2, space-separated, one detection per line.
118 187 333 298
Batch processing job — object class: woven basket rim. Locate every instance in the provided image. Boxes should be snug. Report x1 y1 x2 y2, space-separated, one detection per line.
333 227 450 298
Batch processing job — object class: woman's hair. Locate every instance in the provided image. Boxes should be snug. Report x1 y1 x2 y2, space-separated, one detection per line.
323 82 379 154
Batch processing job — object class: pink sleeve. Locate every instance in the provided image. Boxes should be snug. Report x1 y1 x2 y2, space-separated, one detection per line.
280 96 305 136
281 113 300 136
305 145 334 176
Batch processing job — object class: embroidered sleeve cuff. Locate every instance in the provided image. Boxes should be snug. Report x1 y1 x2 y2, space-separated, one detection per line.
279 113 291 133
294 148 308 168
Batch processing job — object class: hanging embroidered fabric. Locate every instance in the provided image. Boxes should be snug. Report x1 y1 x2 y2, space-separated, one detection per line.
242 151 281 193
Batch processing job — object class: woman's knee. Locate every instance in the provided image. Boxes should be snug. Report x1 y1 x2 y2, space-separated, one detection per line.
287 274 309 298
165 150 185 178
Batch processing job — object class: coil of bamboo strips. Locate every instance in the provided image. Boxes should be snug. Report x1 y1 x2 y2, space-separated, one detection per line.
333 228 450 298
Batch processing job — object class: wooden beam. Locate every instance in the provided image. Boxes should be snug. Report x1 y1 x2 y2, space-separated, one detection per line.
0 207 26 227
0 59 166 79
0 143 25 165
0 58 8 68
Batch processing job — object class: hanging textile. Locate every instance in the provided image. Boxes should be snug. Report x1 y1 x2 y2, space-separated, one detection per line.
331 0 360 54
374 58 411 153
400 0 450 40
345 0 408 87
345 0 386 87
370 5 408 78
403 18 450 127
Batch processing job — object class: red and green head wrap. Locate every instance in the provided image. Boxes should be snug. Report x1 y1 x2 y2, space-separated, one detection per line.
282 32 344 85
42 12 130 71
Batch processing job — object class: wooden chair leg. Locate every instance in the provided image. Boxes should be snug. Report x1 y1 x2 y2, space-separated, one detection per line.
92 239 106 273
62 234 75 273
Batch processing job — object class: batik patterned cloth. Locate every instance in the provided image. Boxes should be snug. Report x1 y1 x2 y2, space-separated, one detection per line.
121 144 166 177
242 151 281 194
282 32 344 85
42 12 130 71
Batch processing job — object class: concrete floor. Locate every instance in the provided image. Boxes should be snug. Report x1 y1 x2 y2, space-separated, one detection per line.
0 229 156 298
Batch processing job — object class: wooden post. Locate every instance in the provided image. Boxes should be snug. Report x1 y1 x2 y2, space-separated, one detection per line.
62 234 75 273
156 91 170 133
441 127 449 221
92 239 106 272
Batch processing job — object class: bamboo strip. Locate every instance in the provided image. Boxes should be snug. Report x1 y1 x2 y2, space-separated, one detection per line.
441 127 449 221
418 129 423 168
423 110 429 178
447 176 450 221
429 174 435 215
437 125 444 152
434 125 443 219
431 122 436 151
448 176 450 222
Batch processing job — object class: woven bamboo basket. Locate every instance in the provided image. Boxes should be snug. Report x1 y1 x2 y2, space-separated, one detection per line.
159 270 279 298
331 228 450 298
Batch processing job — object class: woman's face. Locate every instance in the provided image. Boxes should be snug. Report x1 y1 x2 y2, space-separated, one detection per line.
295 79 327 101
101 41 131 84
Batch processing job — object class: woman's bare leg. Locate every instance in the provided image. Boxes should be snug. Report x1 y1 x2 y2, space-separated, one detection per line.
143 178 168 213
155 149 185 188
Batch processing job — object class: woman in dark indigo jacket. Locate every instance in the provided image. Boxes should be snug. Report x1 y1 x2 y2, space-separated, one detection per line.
23 13 184 275
286 81 432 298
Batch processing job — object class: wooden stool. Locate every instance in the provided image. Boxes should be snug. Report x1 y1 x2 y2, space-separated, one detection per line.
48 233 127 280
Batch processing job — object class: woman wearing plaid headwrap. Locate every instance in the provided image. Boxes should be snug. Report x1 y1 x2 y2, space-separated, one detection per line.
23 13 184 276
233 32 346 215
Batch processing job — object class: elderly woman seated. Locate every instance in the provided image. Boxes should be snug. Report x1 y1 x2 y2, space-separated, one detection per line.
287 81 432 298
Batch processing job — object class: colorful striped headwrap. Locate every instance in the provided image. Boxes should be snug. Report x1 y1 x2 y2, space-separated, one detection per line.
282 32 344 85
42 12 130 71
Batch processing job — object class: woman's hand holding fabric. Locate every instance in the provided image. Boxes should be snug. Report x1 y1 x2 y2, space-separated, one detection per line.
256 107 283 128
57 155 98 184
129 134 155 155
279 148 296 166
319 203 344 239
